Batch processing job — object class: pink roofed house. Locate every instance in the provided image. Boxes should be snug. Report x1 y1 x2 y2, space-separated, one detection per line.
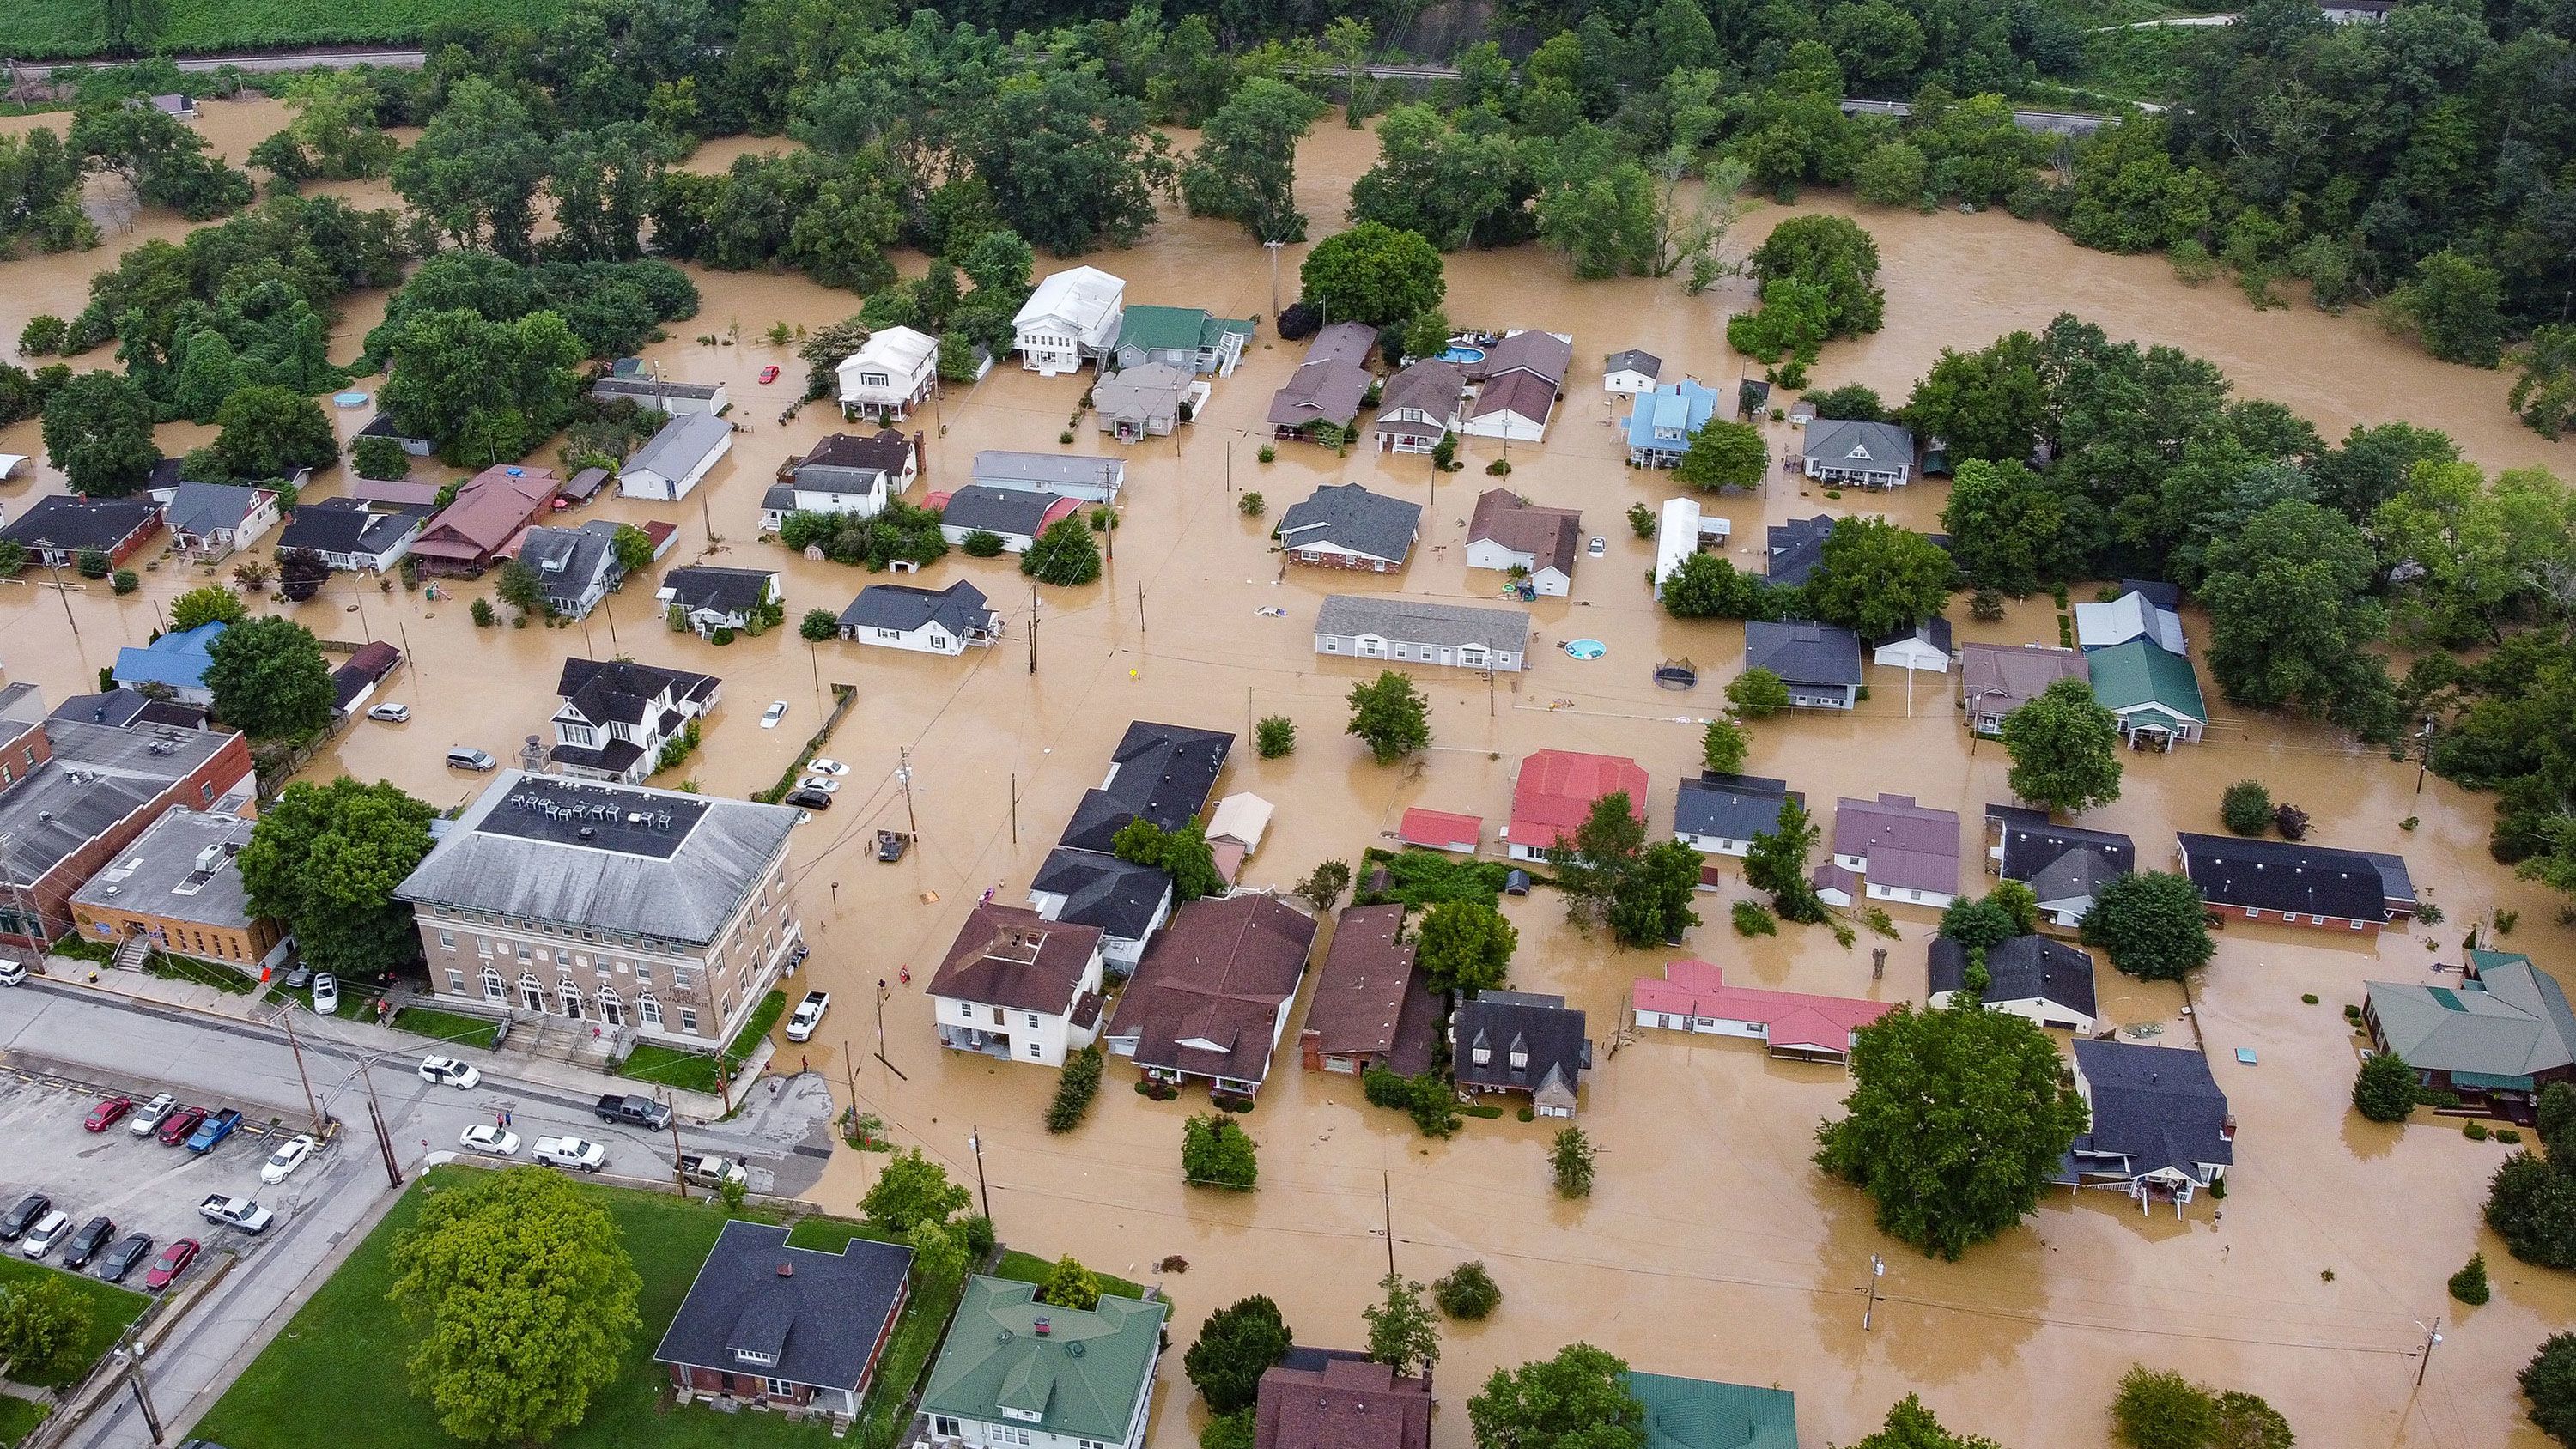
1632 958 1893 1065
1397 809 1481 855
1829 793 1963 908
1504 750 1648 862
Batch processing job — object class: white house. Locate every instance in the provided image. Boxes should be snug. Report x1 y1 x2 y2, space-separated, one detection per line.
1464 488 1579 597
658 566 781 637
929 485 1081 553
1602 349 1662 396
273 497 428 574
970 450 1125 504
1028 849 1172 973
1458 330 1572 442
1673 772 1801 863
617 411 733 502
835 325 940 421
1928 935 2099 1034
929 902 1107 1068
836 581 998 656
920 1279 1166 1449
1371 360 1467 454
1012 265 1126 376
589 375 729 416
1870 617 1955 673
164 482 280 556
762 432 917 530
548 658 720 785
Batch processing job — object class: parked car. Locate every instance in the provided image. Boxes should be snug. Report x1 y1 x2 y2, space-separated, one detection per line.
366 703 410 723
185 1107 244 1153
594 1094 671 1131
0 959 23 986
806 758 848 776
158 1106 209 1146
533 1136 606 1171
198 1196 273 1234
761 700 789 729
62 1216 116 1270
785 990 829 1043
20 1210 70 1258
1588 534 1607 557
459 1125 520 1157
95 1232 154 1284
676 1153 748 1188
0 1193 52 1240
794 775 841 794
310 973 338 1015
447 747 497 771
758 365 781 384
784 787 832 809
417 1056 480 1089
129 1092 177 1136
144 1238 202 1291
260 1135 316 1184
85 1094 134 1131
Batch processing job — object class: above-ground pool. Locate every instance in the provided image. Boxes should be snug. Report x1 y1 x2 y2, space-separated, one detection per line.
331 391 371 409
1565 638 1606 659
1439 344 1486 364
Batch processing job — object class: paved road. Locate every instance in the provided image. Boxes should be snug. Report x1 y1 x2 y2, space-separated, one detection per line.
0 983 829 1449
5 48 427 82
1835 96 2117 135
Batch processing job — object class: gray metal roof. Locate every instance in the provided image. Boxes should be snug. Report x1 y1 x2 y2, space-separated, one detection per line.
1802 418 1917 470
623 410 732 482
1604 349 1662 377
593 375 724 403
396 771 798 946
1277 483 1421 564
973 451 1125 491
2366 955 2576 1080
69 807 259 929
1314 595 1530 654
166 482 266 536
1743 620 1863 687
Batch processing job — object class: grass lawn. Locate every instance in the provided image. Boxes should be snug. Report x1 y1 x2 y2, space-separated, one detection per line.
990 1250 1150 1304
0 1397 50 1449
145 955 257 995
191 1168 955 1449
0 1258 150 1391
386 1005 501 1051
11 0 570 60
617 989 787 1096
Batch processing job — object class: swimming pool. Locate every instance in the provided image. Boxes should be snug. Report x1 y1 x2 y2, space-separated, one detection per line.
331 391 371 409
1439 345 1486 364
1565 638 1606 659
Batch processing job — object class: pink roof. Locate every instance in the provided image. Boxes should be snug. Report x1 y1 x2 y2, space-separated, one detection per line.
1398 809 1481 851
1510 750 1647 852
1634 959 1893 1052
1831 793 1962 896
414 465 561 559
923 490 953 511
1040 497 1084 530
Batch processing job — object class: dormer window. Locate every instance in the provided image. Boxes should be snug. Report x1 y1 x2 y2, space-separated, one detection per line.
732 1349 775 1367
1469 1031 1491 1068
1508 1034 1528 1071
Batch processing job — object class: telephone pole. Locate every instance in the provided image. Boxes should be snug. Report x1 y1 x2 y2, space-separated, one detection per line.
277 1004 326 1134
117 1325 166 1447
42 561 77 634
1137 583 1145 640
1008 773 1018 845
361 1070 404 1188
1381 1171 1395 1277
896 747 919 841
1025 587 1039 674
663 1090 689 1200
968 1126 993 1224
1862 1254 1885 1330
2416 1317 2444 1387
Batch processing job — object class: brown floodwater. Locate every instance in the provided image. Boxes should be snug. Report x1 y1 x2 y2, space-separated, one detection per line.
3 107 2572 1448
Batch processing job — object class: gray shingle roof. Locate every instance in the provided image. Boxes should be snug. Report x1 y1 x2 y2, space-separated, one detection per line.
937 485 1070 537
1314 595 1531 655
1764 515 1832 587
1031 847 1171 940
1743 620 1863 688
2069 1039 2233 1179
1059 721 1234 854
624 410 732 481
1673 773 1801 842
662 566 776 617
1277 483 1421 565
653 1220 911 1392
837 580 993 638
1455 989 1589 1098
1985 806 2135 904
166 482 266 536
1 496 160 553
1926 934 2097 1019
1802 418 1917 471
1604 349 1662 378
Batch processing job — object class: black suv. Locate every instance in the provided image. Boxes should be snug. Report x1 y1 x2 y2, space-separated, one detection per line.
62 1216 117 1270
96 1232 155 1283
0 1192 51 1241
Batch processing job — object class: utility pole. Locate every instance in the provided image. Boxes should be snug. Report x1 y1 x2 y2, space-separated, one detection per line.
1381 1171 1395 1277
873 977 903 1081
2416 1317 2444 1387
896 747 919 841
968 1126 993 1224
1263 239 1284 319
601 594 618 648
1008 773 1018 846
1137 582 1145 640
277 1004 326 1134
398 621 422 684
43 561 77 634
117 1325 166 1447
659 1090 690 1200
1862 1254 1885 1331
361 1070 404 1188
1026 587 1039 674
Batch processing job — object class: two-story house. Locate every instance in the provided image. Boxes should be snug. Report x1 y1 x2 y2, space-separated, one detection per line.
514 522 626 621
1371 360 1467 454
659 566 783 638
836 325 941 421
549 659 720 785
1624 379 1721 468
920 1277 1165 1449
1012 266 1126 376
763 432 920 531
1102 894 1319 1100
274 497 429 574
929 902 1108 1067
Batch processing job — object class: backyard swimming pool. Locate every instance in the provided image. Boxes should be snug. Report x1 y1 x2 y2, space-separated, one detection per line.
1565 638 1606 659
1439 345 1486 364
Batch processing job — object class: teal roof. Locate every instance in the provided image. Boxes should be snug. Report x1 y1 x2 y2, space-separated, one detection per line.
2086 640 2207 724
1627 1371 1797 1449
1115 305 1248 356
920 1277 1165 1440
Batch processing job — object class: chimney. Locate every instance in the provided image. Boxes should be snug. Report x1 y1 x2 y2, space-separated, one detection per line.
776 1263 794 1278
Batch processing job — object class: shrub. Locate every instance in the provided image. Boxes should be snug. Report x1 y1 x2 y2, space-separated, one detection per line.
1255 715 1296 759
1240 492 1265 517
1047 1046 1105 1132
710 627 736 645
799 608 839 641
1485 458 1510 476
349 433 412 481
18 315 69 356
2110 1366 2219 1449
2275 803 2310 840
1057 429 1075 444
2486 1150 2576 1269
961 530 1006 557
1257 445 1276 464
2469 1121 2492 1140
1550 1125 1595 1198
1432 1260 1500 1319
2221 780 2274 835
76 548 110 579
1363 1066 1460 1137
1183 1113 1258 1191
1035 1255 1103 1311
2353 1051 2420 1123
2301 993 2319 1004
111 569 138 595
1625 501 1656 537
470 598 496 627
2524 1333 2576 1444
1731 900 1777 937
2502 1129 2524 1143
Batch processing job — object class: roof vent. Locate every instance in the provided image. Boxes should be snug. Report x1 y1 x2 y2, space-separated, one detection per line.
578 827 596 840
775 1263 794 1278
1066 1341 1084 1358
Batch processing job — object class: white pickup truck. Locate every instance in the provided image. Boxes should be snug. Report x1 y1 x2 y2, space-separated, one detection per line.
533 1136 607 1172
198 1194 274 1234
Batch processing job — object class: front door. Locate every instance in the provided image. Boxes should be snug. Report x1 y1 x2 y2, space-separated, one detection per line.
560 984 585 1020
598 990 624 1028
521 974 545 1013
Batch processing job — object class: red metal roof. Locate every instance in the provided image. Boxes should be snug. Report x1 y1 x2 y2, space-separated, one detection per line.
1397 809 1481 851
1634 959 1893 1052
1509 750 1646 853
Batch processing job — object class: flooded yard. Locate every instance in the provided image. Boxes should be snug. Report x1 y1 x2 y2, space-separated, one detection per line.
1 100 2573 1447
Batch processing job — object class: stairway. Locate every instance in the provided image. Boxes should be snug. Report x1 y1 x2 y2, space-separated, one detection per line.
112 936 150 973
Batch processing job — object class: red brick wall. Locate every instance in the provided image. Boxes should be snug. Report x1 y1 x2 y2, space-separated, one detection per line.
2211 902 2379 937
3 731 253 947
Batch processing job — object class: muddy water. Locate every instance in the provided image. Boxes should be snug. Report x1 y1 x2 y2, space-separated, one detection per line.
3 112 2573 1447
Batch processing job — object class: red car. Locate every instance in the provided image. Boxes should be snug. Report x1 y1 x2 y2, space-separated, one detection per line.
758 365 781 385
143 1238 200 1291
84 1095 134 1132
157 1106 208 1147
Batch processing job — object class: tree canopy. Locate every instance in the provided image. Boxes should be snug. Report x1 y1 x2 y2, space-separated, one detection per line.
1467 1343 1646 1449
204 615 336 742
240 777 437 978
1185 1295 1292 1414
1803 517 1955 641
1346 670 1431 763
1300 221 1445 330
2001 678 2123 815
2080 870 2215 981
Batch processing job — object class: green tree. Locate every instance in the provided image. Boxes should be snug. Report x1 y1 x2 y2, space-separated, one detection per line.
2522 1333 2576 1443
1432 1261 1500 1319
1110 817 1226 904
1544 791 1645 925
204 615 334 740
2487 1151 2576 1269
239 777 434 976
1940 458 2092 594
1671 417 1766 492
1815 1004 2091 1258
1727 668 1794 718
1803 384 1888 421
1186 1296 1292 1413
1745 797 1825 922
906 1219 969 1302
800 608 839 641
1202 1410 1255 1449
382 307 588 465
2111 1367 2221 1449
610 524 656 576
1550 1125 1596 1198
2081 870 2215 981
1901 333 2047 466
2539 1082 2576 1163
1856 141 1929 206
2202 500 2392 733
1852 1395 2003 1449
1363 1272 1440 1378
2221 780 2274 836
168 585 246 632
1662 555 1781 620
388 1167 641 1444
1255 716 1296 759
2001 678 2123 815
1938 895 2018 953
1346 670 1431 763
169 330 246 424
2385 249 2506 367
2449 1252 2490 1306
860 1149 970 1234
1468 1343 1647 1449
392 78 549 259
1805 517 1956 641
1702 718 1748 774
1021 516 1103 586
2509 325 2576 440
1300 221 1445 330
349 434 413 482
495 559 550 617
1183 1113 1258 1191
1033 1255 1103 1312
1747 215 1885 337
0 1276 95 1380
959 69 1170 257
1180 79 1325 244
1296 859 1353 911
1416 900 1516 997
40 370 160 496
1607 841 1704 949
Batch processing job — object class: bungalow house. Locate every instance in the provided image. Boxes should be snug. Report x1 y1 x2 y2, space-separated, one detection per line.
0 496 164 569
1371 360 1467 454
618 410 733 502
1624 1371 1797 1449
1028 849 1173 973
1801 419 1916 488
1461 330 1573 442
929 901 1107 1067
1984 805 2135 927
2086 640 2207 746
654 1220 910 1427
348 476 441 508
1012 265 1126 375
1927 934 2099 1033
355 411 431 458
1651 497 1733 595
590 374 728 416
1277 483 1422 572
1102 893 1320 1099
1742 621 1863 710
930 486 1083 554
1828 794 1962 908
1602 349 1662 396
1625 379 1721 468
1313 595 1530 674
273 497 427 574
1464 488 1579 596
835 325 939 421
2174 832 2391 934
1959 644 2088 735
919 1277 1164 1449
1762 515 1832 588
163 482 278 557
762 431 919 530
1870 616 1954 673
2075 586 2186 653
513 522 624 621
329 640 403 718
112 622 226 708
971 450 1125 505
1453 988 1589 1117
836 581 998 656
1632 958 1891 1067
1674 772 1801 879
1056 720 1233 856
1255 1350 1433 1449
410 465 560 576
549 658 720 784
1505 749 1648 863
1268 324 1376 445
2061 1039 2234 1213
148 93 197 120
659 566 782 638
1092 362 1202 443
1107 304 1253 376
1297 904 1437 1076
1395 809 1480 855
2364 950 2576 1116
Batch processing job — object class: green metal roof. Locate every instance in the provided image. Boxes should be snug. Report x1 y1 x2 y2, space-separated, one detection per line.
2086 640 2208 723
920 1277 1166 1440
2366 958 2576 1080
1626 1371 1798 1449
1114 305 1228 355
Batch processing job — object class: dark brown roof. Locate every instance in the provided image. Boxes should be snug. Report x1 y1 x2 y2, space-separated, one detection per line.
929 903 1104 1015
1269 361 1372 431
1255 1352 1432 1449
800 431 915 473
1301 906 1432 1069
1467 368 1558 427
1107 894 1318 1084
1475 330 1572 385
1466 488 1579 577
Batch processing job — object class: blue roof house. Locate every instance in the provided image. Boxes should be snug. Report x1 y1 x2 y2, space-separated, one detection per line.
112 621 227 707
1626 380 1721 468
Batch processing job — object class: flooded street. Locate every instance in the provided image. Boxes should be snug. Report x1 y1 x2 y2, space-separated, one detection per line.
3 103 2573 1447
